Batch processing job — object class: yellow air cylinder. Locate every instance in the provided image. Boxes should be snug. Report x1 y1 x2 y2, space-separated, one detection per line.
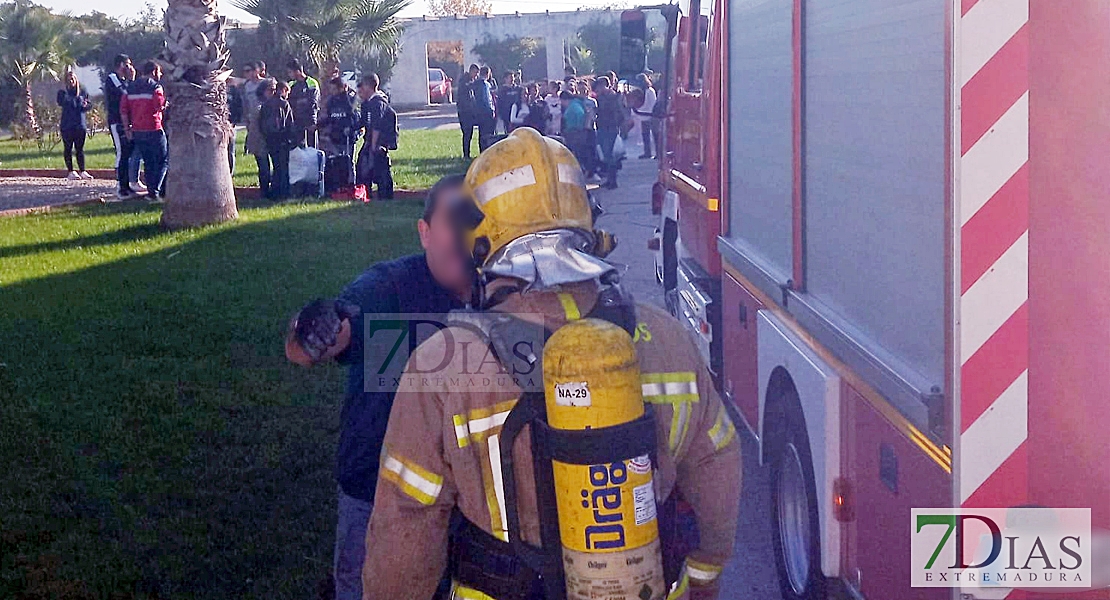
543 318 666 600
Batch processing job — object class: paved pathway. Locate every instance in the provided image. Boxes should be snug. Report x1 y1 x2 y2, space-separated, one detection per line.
0 177 116 215
591 149 784 600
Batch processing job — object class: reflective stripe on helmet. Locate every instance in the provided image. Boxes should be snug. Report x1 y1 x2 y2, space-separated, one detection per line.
472 164 536 206
380 449 444 506
557 161 584 186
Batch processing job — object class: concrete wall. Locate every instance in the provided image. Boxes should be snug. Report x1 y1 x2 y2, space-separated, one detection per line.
391 9 619 107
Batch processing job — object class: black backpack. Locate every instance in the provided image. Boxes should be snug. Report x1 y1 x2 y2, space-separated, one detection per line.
376 98 399 151
456 80 477 116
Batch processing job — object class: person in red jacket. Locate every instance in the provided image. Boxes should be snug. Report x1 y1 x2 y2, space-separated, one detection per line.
120 60 167 199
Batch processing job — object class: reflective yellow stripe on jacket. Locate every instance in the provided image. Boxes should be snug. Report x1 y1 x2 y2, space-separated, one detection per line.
380 448 443 506
452 399 517 448
707 404 736 451
685 558 724 585
450 582 497 600
641 371 698 451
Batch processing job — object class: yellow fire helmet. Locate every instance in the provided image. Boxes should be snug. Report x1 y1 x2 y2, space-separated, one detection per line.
462 127 617 289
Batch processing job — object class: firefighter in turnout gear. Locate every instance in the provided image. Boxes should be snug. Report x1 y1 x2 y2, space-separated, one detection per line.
362 128 741 600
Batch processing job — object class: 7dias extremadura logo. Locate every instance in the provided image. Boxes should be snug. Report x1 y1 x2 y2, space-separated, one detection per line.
911 508 1091 588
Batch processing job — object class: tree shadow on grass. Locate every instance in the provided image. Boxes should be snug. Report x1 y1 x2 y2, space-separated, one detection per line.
0 220 163 260
0 199 423 599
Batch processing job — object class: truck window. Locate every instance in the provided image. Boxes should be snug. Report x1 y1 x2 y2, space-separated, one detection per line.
685 3 711 92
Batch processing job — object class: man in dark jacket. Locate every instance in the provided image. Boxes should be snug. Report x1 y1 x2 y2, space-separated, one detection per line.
259 79 294 199
285 175 471 600
286 58 320 148
495 70 520 134
104 54 137 197
321 77 360 190
456 64 479 158
356 74 394 200
593 76 625 189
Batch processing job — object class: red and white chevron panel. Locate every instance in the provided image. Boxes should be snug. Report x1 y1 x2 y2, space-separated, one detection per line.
959 0 1029 518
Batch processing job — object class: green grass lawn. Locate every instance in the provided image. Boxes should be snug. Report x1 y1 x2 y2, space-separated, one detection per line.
0 198 425 598
0 129 472 190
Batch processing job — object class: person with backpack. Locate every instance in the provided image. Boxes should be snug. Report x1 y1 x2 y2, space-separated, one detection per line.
356 74 397 200
456 64 479 158
321 77 361 192
259 79 294 199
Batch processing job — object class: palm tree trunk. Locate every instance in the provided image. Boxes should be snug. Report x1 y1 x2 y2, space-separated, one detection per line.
159 0 238 230
22 83 41 138
160 81 238 228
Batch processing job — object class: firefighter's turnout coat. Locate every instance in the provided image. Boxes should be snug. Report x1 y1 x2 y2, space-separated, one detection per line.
363 282 742 599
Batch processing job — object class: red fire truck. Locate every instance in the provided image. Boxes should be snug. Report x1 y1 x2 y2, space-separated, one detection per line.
625 0 1110 598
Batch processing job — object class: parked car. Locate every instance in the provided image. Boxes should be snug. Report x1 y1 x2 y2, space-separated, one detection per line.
428 68 452 104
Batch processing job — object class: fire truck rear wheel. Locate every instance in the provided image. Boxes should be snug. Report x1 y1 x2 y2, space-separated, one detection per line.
770 406 825 600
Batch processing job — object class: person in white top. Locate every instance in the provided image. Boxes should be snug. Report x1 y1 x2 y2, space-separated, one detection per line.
509 83 535 129
543 80 562 136
633 73 659 159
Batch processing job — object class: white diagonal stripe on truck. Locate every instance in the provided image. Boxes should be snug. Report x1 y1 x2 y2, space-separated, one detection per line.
960 92 1028 226
961 0 1028 85
960 370 1028 503
961 232 1028 363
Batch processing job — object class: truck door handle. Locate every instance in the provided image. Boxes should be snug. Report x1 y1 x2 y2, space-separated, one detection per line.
692 162 703 172
738 304 748 328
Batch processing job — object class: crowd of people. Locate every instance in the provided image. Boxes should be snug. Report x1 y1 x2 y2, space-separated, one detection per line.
56 56 656 199
455 64 662 189
59 54 397 201
229 58 399 201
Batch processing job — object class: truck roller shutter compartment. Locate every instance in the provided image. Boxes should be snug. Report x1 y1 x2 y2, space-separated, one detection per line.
797 0 947 425
723 0 795 285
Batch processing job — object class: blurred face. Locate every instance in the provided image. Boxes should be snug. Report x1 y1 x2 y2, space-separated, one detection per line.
242 65 256 79
65 71 77 88
117 59 134 79
152 65 162 80
357 83 372 100
278 86 289 99
418 187 470 297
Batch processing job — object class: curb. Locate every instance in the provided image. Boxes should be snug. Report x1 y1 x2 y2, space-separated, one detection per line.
0 198 106 219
